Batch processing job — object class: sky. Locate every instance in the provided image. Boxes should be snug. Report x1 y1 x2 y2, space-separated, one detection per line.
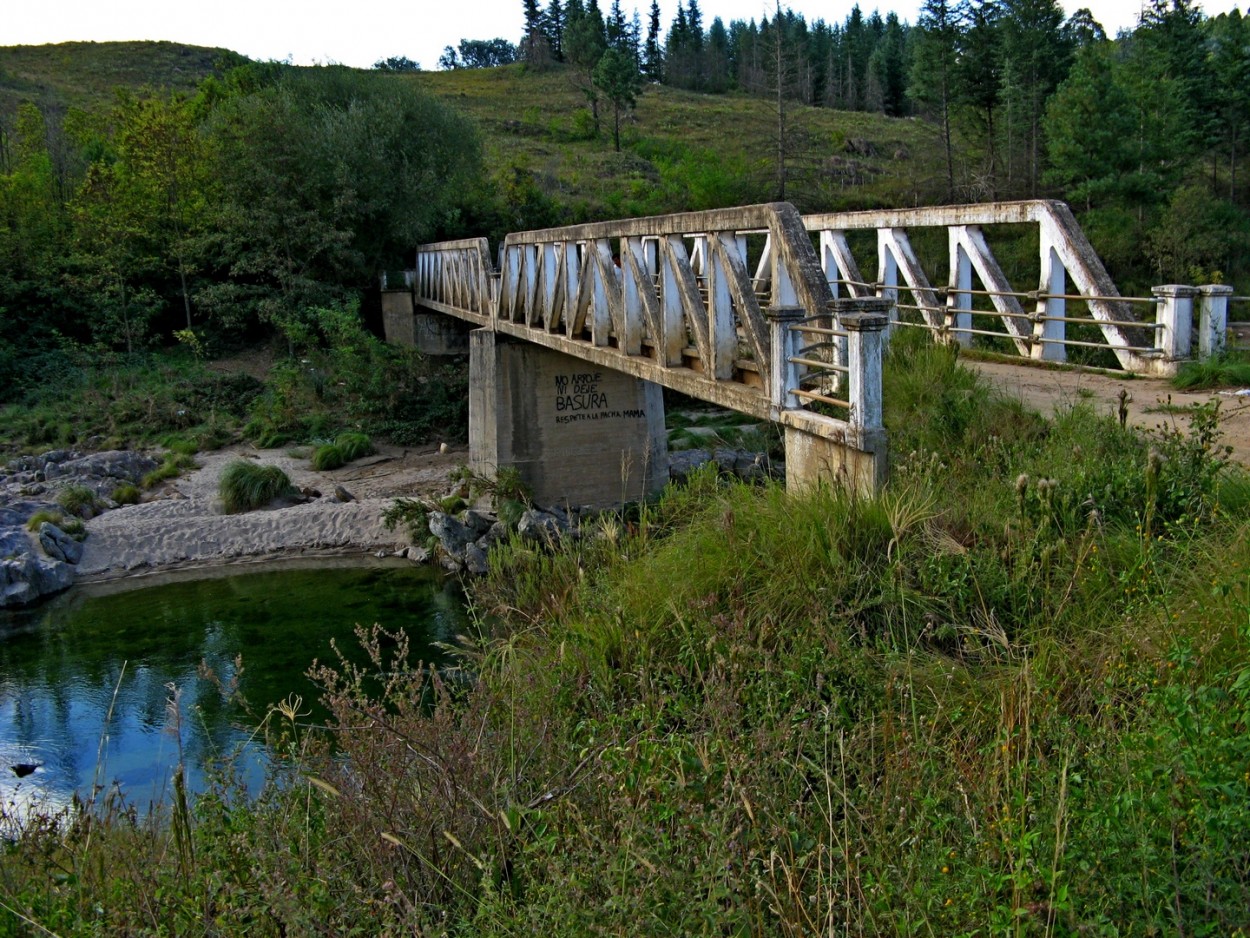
5 0 1245 72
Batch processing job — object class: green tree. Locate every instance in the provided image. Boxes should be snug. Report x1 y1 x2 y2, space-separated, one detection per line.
201 68 481 343
909 0 965 199
593 47 643 151
1043 41 1137 209
564 0 608 133
110 92 213 329
998 0 1071 196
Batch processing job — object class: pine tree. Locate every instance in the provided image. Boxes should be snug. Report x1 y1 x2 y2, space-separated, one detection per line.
544 0 566 61
909 0 965 199
644 0 664 80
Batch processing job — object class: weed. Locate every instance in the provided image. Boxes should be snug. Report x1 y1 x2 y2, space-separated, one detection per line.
56 483 99 517
381 497 431 543
217 460 295 513
111 484 141 505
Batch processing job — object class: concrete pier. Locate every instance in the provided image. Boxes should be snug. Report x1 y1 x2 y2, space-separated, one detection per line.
468 330 669 506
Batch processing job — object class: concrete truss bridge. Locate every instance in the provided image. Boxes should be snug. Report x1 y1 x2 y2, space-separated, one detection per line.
381 200 1240 506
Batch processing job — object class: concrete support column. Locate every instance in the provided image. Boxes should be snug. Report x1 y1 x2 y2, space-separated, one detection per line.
1153 285 1198 364
468 330 669 507
1198 284 1234 360
381 289 471 355
767 306 804 418
781 298 889 497
839 299 890 434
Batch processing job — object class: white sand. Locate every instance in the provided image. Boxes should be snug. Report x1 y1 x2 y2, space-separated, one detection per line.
77 444 465 581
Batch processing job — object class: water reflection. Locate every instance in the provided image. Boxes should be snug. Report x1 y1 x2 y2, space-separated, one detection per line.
0 560 467 817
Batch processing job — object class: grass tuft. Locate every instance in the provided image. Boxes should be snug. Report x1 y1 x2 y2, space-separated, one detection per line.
217 460 295 513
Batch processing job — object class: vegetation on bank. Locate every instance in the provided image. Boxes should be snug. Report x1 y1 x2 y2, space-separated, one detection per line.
2 335 1248 934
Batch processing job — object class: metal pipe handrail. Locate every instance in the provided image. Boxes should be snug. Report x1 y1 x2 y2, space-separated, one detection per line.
790 356 850 375
791 388 851 409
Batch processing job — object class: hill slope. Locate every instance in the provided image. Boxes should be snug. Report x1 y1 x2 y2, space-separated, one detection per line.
0 41 237 115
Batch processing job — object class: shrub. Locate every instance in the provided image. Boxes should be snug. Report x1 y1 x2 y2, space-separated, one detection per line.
111 484 141 505
143 451 197 488
25 509 65 532
218 461 295 513
56 484 98 516
311 443 346 471
334 432 373 462
381 497 431 543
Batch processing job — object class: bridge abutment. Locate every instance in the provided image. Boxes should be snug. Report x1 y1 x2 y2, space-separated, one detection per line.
381 289 471 354
468 330 669 507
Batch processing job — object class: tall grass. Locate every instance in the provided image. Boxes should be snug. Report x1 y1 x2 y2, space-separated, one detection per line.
217 460 295 513
4 339 1249 935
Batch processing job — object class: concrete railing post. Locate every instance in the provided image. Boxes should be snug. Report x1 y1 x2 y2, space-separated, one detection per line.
1198 284 1233 360
767 305 804 417
1152 285 1198 364
835 298 890 434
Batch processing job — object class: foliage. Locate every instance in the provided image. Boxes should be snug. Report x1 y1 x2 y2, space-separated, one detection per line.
55 484 99 517
111 483 142 505
1173 353 1250 390
217 459 295 513
310 432 372 471
381 497 432 543
5 342 1250 934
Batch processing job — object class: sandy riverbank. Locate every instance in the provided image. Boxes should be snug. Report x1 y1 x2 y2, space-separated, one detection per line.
77 443 467 582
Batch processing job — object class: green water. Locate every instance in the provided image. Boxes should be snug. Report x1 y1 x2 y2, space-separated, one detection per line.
0 560 469 812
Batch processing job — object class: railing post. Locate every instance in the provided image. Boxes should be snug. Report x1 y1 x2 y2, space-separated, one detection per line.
767 305 804 418
1152 285 1198 364
1197 284 1233 360
1033 243 1066 362
836 298 890 434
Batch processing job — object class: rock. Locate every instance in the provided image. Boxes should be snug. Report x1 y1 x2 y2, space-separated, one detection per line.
405 545 432 565
463 543 490 576
518 509 565 546
38 523 83 565
479 521 510 550
439 442 450 454
0 527 30 559
333 485 354 502
301 486 322 499
463 509 496 537
428 511 474 560
1 553 73 608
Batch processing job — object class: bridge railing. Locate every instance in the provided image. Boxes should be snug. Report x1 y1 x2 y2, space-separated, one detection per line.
412 203 888 448
785 200 1219 377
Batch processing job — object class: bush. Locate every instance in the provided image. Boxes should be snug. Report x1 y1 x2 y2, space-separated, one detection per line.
311 443 346 471
25 509 65 532
381 497 431 543
56 484 98 517
334 432 373 462
218 460 295 513
111 484 141 505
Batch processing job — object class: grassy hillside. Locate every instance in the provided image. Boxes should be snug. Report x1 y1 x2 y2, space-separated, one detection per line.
0 41 237 116
417 63 943 220
0 41 945 222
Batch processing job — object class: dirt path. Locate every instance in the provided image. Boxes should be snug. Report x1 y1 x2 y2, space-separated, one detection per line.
966 359 1250 466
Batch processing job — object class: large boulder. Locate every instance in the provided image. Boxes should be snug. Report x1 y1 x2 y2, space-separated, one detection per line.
38 522 83 565
1 551 73 608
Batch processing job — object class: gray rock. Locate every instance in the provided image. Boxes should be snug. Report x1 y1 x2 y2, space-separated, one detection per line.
518 509 565 546
38 523 83 565
463 543 490 576
463 509 496 537
428 511 474 560
479 521 510 550
405 545 432 565
1 553 73 608
0 527 30 559
333 485 355 503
